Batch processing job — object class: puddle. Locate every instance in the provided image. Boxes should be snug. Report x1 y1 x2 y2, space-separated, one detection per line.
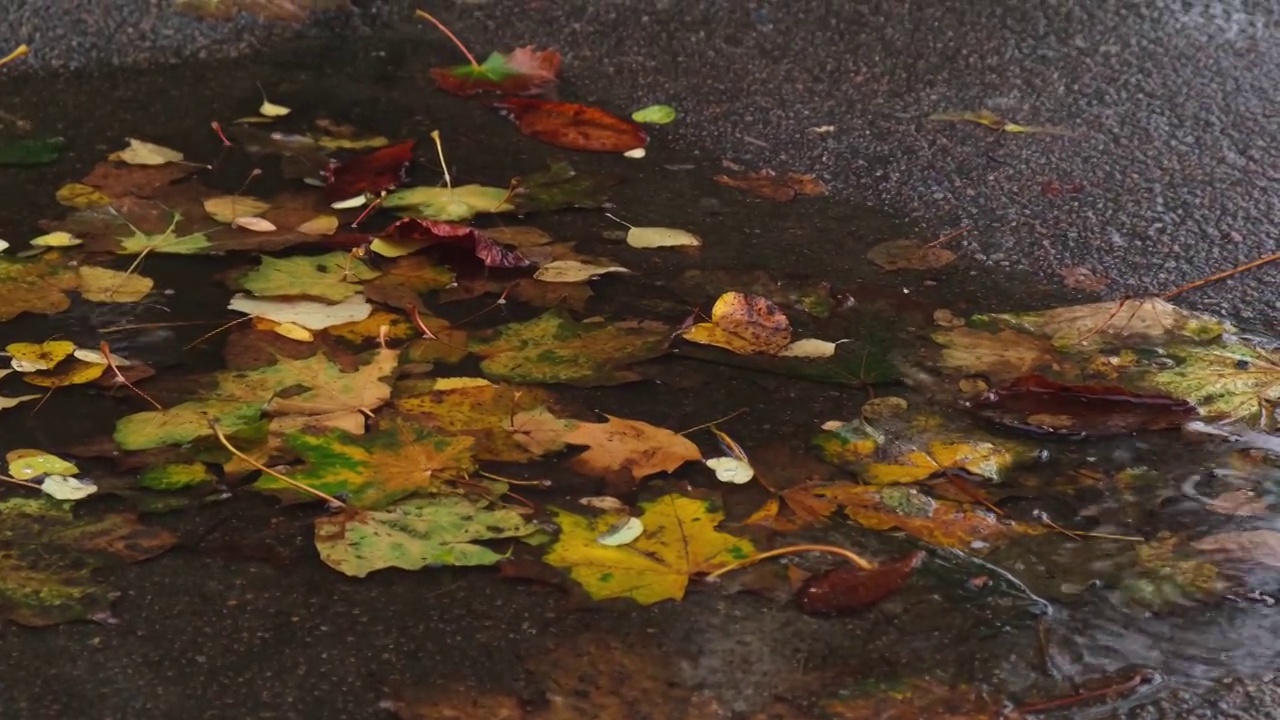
1 35 1278 720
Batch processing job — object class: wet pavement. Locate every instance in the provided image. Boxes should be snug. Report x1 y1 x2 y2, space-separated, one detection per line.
2 2 1280 719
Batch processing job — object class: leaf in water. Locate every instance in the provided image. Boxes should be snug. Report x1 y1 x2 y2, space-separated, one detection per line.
930 326 1068 382
1143 340 1280 428
989 297 1228 348
228 293 373 330
796 550 925 614
867 239 957 271
393 378 557 462
532 259 630 283
30 231 82 248
1192 529 1280 567
23 359 107 388
381 185 515 223
544 494 755 604
970 374 1198 436
76 160 201 200
807 483 1040 551
55 183 112 209
6 340 76 372
1124 535 1225 610
174 0 352 22
323 140 415 202
0 252 79 321
813 417 1028 484
680 291 792 355
261 421 476 508
928 108 1071 134
712 169 827 202
137 462 217 491
510 160 622 213
625 226 701 248
560 414 702 484
468 310 670 386
0 497 175 626
314 495 536 577
0 137 66 166
77 265 154 303
821 678 1015 719
492 98 648 154
631 104 677 124
6 448 79 480
370 218 530 269
507 407 578 456
202 195 272 223
109 138 184 166
237 250 381 302
430 46 561 97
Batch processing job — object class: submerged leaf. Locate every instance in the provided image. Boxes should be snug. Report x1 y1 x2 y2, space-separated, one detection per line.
680 291 792 355
561 414 703 483
430 46 561 97
796 550 925 614
323 140 415 202
712 169 826 202
493 98 647 154
237 251 380 302
970 374 1198 436
867 239 956 271
0 137 66 166
0 252 79 321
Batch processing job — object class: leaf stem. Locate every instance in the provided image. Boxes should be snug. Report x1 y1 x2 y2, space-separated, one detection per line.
0 44 29 70
208 422 347 509
415 10 479 69
705 543 874 580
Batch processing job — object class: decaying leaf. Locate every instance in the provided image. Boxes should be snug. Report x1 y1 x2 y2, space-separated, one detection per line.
867 239 956 271
544 494 755 604
323 140 415 202
77 265 154 303
493 98 648 154
796 550 925 614
0 252 80 321
560 414 702 484
393 379 556 462
713 169 827 202
237 251 380 302
430 46 562 97
679 291 792 355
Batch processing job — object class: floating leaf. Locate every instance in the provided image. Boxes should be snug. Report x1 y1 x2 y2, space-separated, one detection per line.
631 105 677 124
6 449 79 480
1143 340 1280 428
315 495 536 577
712 169 826 202
77 265 154 303
7 340 76 372
928 108 1070 135
109 138 184 166
680 291 792 355
468 310 670 386
23 360 107 388
989 297 1228 347
0 137 66 166
867 239 956 271
382 184 514 223
625 226 701 248
430 46 561 97
813 418 1029 484
796 550 925 614
30 231 82 248
493 98 647 154
323 140 415 202
393 379 556 462
544 494 755 605
0 497 175 626
202 195 272 223
970 374 1197 436
561 414 702 483
228 293 373 330
238 251 380 302
40 476 98 501
533 259 630 283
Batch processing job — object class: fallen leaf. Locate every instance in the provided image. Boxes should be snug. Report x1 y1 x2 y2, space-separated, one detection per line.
712 169 827 202
109 138 184 166
323 140 415 202
22 360 107 388
430 46 562 97
928 109 1070 134
561 414 702 483
813 418 1026 484
381 184 515 223
510 160 622 213
30 231 82 248
625 226 701 248
0 497 175 626
989 297 1228 348
970 374 1198 436
508 407 578 456
1143 340 1280 428
631 104 677 124
228 293 373 330
77 265 154 303
237 250 380 302
7 340 76 372
393 379 557 462
930 326 1066 381
370 218 530 268
544 494 755 604
468 310 670 386
314 495 536 577
796 550 925 614
867 239 956 271
6 449 79 480
493 98 648 154
680 291 792 355
40 475 98 501
777 338 839 358
1192 530 1280 567
533 259 630 283
55 183 111 209
202 195 272 224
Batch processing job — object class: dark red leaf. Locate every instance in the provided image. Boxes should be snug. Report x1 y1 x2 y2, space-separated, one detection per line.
431 46 562 97
492 98 647 154
796 551 925 614
382 218 532 268
324 140 416 201
969 374 1198 436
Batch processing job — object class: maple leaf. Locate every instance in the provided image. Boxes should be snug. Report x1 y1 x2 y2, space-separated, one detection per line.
543 494 755 605
235 250 381 302
0 252 80 321
430 46 562 97
560 414 702 484
393 378 557 462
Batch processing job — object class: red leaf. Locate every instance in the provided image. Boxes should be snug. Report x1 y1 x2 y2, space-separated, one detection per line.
324 140 416 201
492 98 647 154
382 218 532 268
795 551 925 614
969 374 1198 436
431 46 562 97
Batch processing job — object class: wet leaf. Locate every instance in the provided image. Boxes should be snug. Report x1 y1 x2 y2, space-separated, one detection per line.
533 259 630 283
430 46 561 97
137 462 216 491
174 0 351 22
77 265 154 303
625 226 701 248
0 252 80 321
314 495 536 577
560 414 702 483
30 231 82 248
0 137 66 166
970 374 1198 436
931 326 1067 382
511 160 622 213
40 476 98 501
202 195 272 223
929 108 1070 134
323 139 415 202
712 169 827 202
631 104 677 124
237 250 380 302
229 293 373 330
1192 530 1280 567
680 291 792 355
55 182 112 209
0 497 175 626
1144 340 1280 428
468 310 670 387
7 340 76 372
6 449 79 480
393 378 556 462
544 494 755 604
109 138 184 166
261 422 475 508
371 218 530 269
382 184 515 223
990 297 1228 348
23 360 107 388
813 418 1026 484
867 239 957 271
796 550 925 614
493 98 647 154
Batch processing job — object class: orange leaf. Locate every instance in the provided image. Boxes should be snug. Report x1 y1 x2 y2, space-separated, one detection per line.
562 415 701 486
493 98 648 153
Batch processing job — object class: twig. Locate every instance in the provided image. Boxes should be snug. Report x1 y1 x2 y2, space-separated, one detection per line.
0 474 36 490
1015 669 1151 714
100 341 161 410
183 315 253 349
208 421 347 509
476 470 552 488
1163 251 1280 300
679 407 748 435
924 226 970 248
415 10 480 69
705 543 874 580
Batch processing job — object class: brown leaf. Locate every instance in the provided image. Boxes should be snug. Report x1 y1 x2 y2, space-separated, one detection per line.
969 374 1198 436
493 98 647 154
713 169 827 202
866 239 956 271
1192 529 1280 567
1059 266 1110 292
796 551 925 614
562 415 702 485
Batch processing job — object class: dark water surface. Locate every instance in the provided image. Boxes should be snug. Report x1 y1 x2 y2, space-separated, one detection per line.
1 36 1278 720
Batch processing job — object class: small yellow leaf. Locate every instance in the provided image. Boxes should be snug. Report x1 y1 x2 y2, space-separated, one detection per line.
5 448 79 480
232 216 278 232
23 360 108 388
315 135 391 150
259 100 291 118
533 260 630 283
431 377 495 391
273 322 315 342
202 195 272 224
7 340 76 372
109 138 184 166
625 227 702 249
55 182 111 209
297 214 340 235
30 231 82 248
77 266 154 303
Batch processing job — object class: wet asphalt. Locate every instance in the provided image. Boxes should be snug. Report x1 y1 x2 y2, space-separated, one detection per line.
5 0 1278 331
2 1 1279 719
